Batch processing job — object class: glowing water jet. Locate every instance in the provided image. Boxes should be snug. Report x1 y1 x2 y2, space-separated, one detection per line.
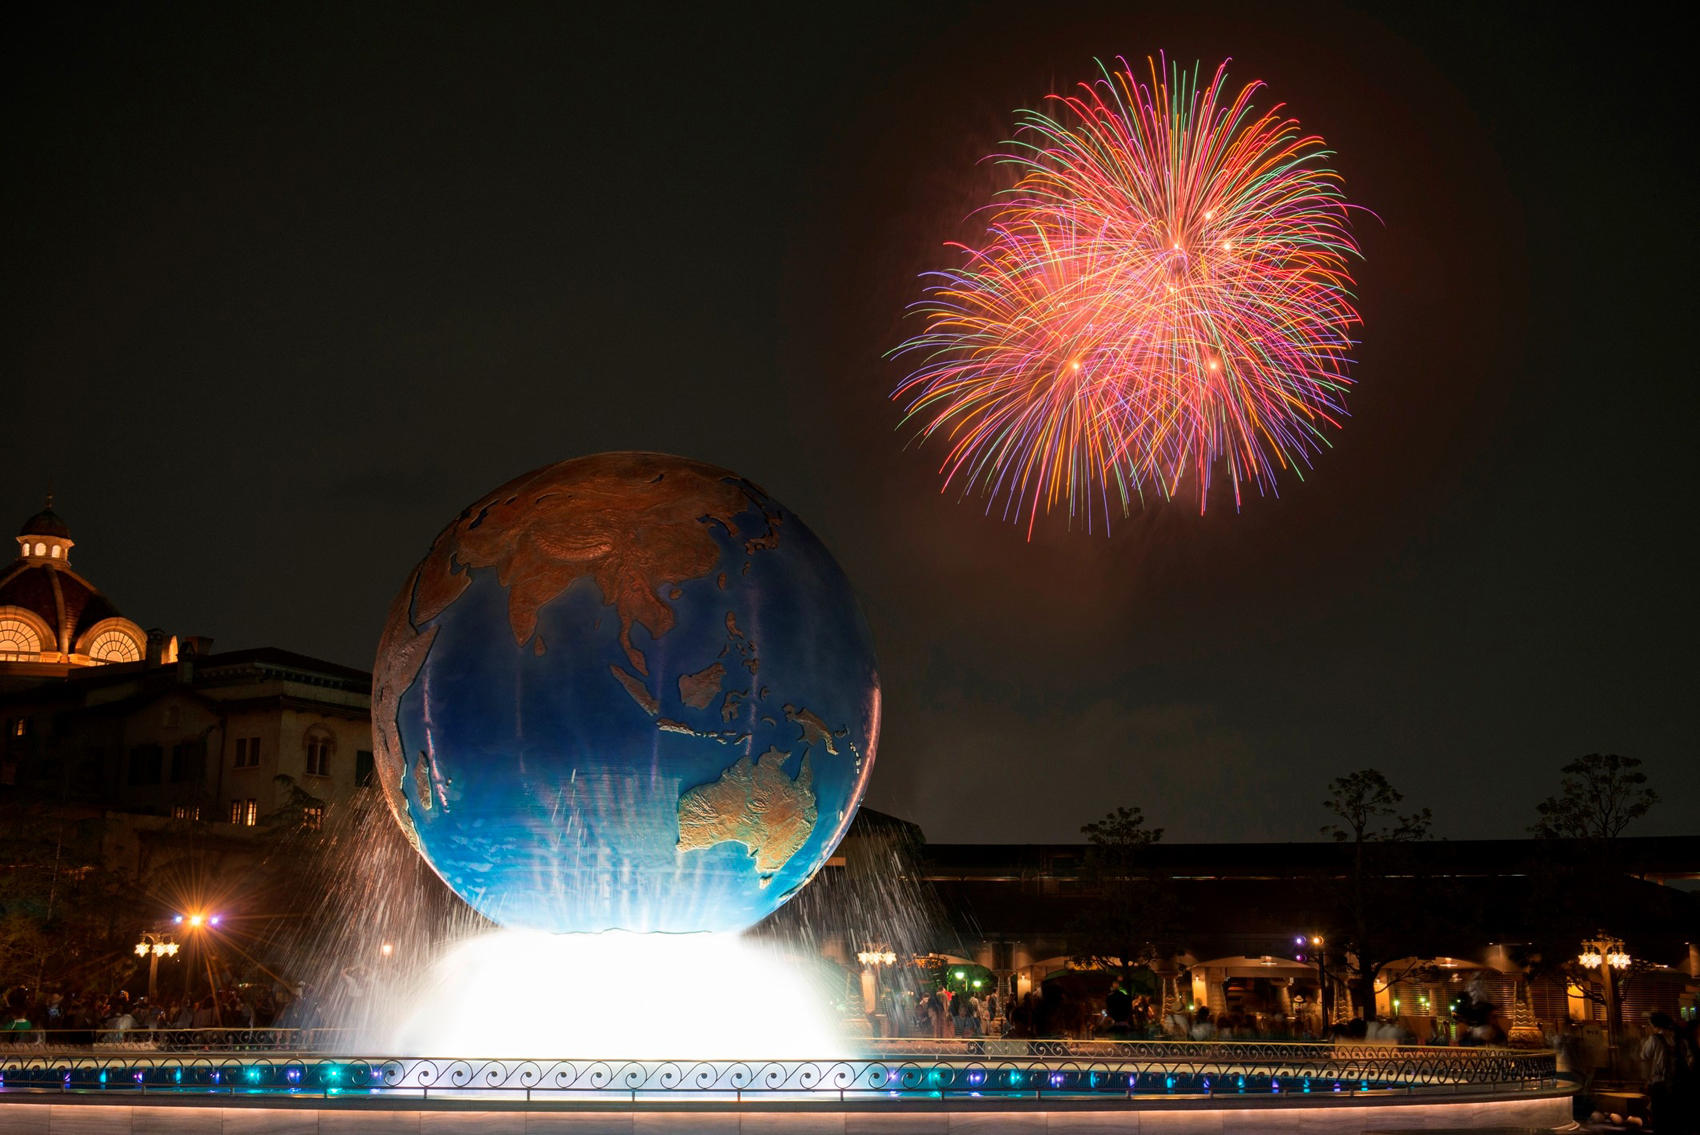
385 930 849 1060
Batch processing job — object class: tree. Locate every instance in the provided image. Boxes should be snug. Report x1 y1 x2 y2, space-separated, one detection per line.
1531 753 1659 840
1322 769 1433 847
1068 807 1179 991
1317 769 1434 1020
1522 754 1664 1050
0 796 150 996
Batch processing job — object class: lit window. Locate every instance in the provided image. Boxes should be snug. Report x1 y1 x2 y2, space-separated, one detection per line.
172 805 201 821
88 629 141 664
0 617 42 658
303 805 324 830
50 545 60 558
244 799 258 826
34 543 45 556
229 799 243 824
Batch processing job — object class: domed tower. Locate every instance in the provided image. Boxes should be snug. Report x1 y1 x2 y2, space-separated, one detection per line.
0 499 148 669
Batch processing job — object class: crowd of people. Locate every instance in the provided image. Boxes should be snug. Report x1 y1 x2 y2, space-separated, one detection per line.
872 978 1699 1058
1 984 314 1045
878 982 1406 1044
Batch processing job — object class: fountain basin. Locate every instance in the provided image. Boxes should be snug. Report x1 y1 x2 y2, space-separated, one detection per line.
0 1044 1573 1132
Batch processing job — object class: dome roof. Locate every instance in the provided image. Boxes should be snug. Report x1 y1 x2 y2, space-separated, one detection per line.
18 506 71 540
0 559 127 659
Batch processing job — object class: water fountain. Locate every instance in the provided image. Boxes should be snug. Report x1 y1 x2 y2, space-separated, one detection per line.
0 454 1574 1131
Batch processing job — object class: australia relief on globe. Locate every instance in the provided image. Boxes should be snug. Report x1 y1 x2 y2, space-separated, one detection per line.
372 453 830 879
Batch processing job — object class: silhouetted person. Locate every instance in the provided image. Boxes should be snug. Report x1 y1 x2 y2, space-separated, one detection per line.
1105 984 1133 1036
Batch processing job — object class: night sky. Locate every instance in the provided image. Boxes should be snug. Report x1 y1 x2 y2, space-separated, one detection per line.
5 3 1694 844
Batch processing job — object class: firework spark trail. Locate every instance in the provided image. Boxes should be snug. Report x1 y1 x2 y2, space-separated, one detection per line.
892 56 1364 536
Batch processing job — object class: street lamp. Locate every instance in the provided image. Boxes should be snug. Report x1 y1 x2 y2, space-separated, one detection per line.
134 932 180 1002
855 947 899 1035
1296 934 1329 1028
172 912 221 1003
1578 933 1632 1072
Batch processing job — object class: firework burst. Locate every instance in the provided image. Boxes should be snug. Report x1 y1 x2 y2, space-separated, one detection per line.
892 56 1364 535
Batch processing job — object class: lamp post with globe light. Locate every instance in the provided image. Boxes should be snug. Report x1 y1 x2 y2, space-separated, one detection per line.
857 947 897 1035
171 912 222 1003
1296 934 1329 1032
1578 933 1631 1072
133 931 179 1002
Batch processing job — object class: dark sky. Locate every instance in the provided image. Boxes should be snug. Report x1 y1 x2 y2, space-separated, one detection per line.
5 3 1694 844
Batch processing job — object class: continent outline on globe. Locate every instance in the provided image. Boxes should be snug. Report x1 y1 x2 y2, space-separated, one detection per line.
372 451 880 934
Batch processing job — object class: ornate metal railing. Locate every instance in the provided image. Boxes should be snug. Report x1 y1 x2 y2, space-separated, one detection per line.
0 1049 1558 1100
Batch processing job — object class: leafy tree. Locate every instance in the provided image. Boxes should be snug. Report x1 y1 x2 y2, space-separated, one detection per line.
0 796 150 996
1531 753 1659 840
1317 769 1435 1020
1323 769 1434 847
1068 806 1179 991
1521 754 1665 1044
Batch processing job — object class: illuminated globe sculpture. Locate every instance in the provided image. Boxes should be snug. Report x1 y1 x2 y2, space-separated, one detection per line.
372 452 879 934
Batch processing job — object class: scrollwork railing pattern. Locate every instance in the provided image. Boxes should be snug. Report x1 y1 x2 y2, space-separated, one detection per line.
0 1047 1558 1099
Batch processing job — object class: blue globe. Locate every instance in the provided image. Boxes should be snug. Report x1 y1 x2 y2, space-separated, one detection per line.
371 453 880 934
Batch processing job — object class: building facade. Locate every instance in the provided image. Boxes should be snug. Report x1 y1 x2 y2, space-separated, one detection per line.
1 501 153 676
1 505 374 838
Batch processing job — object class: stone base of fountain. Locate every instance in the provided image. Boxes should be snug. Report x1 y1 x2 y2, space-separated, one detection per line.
0 1087 1578 1134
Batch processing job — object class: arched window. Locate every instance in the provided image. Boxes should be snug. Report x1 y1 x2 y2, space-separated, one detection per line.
33 543 45 557
50 545 61 559
304 729 336 778
0 616 41 658
88 629 142 663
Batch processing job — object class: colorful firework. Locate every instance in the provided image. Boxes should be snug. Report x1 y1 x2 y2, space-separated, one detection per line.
892 56 1364 535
